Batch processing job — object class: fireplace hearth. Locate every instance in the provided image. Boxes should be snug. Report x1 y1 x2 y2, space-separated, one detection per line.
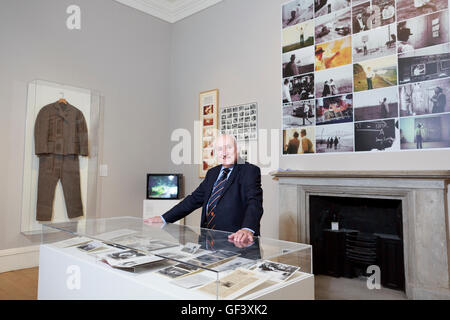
309 196 405 290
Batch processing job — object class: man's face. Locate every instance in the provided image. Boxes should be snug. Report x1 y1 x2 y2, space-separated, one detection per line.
215 135 237 168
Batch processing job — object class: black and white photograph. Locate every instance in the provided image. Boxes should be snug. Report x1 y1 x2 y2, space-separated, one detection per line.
282 46 315 77
156 250 190 261
282 0 314 29
283 100 315 128
140 239 179 252
97 248 165 270
315 7 351 44
174 262 201 272
282 19 315 53
352 0 396 34
282 73 314 103
108 249 145 260
211 250 239 259
315 94 353 125
194 253 226 265
398 43 450 85
354 119 400 151
76 240 106 253
400 113 450 149
315 122 355 153
399 78 450 117
397 10 450 54
396 0 448 22
181 242 202 254
212 257 256 272
352 0 368 5
315 0 351 18
352 1 372 34
315 64 353 98
283 126 316 154
352 23 397 63
354 86 399 121
158 266 190 279
253 261 300 282
221 103 258 142
374 0 396 25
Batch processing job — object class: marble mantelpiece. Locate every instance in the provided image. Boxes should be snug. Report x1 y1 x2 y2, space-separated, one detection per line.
271 170 450 299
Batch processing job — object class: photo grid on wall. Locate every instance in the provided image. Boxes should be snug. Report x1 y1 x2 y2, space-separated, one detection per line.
220 102 258 161
281 0 450 154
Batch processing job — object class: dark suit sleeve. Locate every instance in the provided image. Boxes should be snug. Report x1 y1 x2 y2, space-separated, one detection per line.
241 165 263 233
162 175 209 223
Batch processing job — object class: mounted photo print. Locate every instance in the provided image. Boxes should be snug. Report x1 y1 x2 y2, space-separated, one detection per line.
220 102 258 162
199 89 218 178
280 0 450 155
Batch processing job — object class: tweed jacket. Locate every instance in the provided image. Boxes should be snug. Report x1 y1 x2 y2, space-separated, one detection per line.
34 101 88 156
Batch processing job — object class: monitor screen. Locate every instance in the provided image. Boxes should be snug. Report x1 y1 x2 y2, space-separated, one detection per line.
147 174 182 199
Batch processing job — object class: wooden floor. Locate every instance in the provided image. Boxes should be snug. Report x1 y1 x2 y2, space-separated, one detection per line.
315 275 407 300
0 267 38 300
0 268 408 300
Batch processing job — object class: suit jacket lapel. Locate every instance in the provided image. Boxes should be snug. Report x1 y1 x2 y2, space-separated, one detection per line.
54 102 70 121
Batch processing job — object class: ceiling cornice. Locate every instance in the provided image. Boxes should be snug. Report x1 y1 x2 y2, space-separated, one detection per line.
114 0 223 23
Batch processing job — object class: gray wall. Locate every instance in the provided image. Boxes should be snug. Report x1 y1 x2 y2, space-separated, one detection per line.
168 0 287 237
0 0 172 250
169 0 450 239
1 0 449 251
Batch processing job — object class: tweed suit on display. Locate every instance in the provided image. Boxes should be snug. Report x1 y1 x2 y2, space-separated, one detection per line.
34 101 88 221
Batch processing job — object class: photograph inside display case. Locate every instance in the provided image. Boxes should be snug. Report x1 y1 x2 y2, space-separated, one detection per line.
41 217 312 300
281 0 450 155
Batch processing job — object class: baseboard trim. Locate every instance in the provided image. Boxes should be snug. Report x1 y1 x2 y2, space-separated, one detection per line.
0 245 40 273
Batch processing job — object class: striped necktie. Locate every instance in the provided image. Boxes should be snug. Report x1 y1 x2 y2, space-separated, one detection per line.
205 168 230 230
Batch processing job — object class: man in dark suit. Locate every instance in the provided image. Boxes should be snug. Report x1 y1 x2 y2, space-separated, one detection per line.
144 134 263 244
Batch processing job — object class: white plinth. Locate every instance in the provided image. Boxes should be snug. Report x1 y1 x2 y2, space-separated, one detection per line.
37 244 314 300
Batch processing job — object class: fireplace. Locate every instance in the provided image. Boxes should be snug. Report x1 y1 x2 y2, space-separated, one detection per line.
309 195 405 290
273 170 450 299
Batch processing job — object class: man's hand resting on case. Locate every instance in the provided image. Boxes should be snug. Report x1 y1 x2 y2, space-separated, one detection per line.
228 228 254 247
143 216 163 224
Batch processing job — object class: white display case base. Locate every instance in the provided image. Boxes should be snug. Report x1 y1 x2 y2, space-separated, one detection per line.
38 244 314 300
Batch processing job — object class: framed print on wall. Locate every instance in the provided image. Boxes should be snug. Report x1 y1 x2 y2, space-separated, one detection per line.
199 89 219 178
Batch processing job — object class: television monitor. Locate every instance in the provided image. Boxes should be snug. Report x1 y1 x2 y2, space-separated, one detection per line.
146 174 183 200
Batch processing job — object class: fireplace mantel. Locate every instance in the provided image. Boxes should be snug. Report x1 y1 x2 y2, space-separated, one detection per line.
271 170 450 180
273 170 450 299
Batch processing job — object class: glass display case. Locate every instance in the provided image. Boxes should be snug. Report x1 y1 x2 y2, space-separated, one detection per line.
21 79 103 235
39 217 313 300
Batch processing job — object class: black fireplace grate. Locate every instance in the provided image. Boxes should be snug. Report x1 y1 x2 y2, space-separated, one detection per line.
345 232 378 265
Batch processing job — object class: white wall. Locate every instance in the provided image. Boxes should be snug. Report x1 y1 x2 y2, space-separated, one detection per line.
168 0 450 239
1 0 448 253
0 0 172 250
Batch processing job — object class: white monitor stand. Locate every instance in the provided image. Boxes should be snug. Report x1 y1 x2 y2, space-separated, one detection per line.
143 199 182 224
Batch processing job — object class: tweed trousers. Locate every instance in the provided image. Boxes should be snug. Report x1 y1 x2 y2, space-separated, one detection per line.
36 154 84 221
